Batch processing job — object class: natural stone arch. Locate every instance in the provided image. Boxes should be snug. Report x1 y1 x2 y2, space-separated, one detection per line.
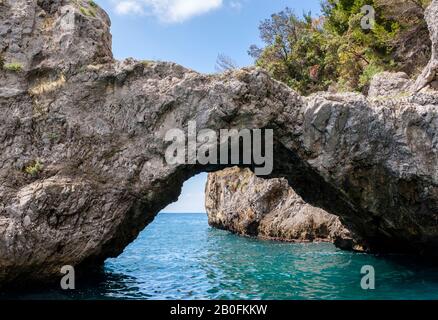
0 0 437 287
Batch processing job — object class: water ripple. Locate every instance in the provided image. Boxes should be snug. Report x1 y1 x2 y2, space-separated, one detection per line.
4 213 438 300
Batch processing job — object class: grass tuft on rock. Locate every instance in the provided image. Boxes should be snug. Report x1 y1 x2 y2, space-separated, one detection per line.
4 62 23 72
88 0 97 8
24 161 43 177
80 6 96 17
29 74 66 96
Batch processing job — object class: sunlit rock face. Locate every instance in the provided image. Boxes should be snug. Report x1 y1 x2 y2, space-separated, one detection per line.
368 72 411 98
206 167 355 250
0 0 437 287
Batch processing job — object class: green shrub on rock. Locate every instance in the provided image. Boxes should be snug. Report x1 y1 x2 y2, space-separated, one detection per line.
250 0 431 95
4 62 23 72
24 161 43 177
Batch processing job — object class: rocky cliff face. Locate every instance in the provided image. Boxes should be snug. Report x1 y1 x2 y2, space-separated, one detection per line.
206 167 354 249
0 0 437 287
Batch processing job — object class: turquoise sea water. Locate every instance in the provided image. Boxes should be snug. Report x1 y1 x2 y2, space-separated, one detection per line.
4 213 438 300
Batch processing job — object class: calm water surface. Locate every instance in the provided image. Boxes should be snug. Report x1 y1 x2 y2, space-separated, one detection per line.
4 213 438 300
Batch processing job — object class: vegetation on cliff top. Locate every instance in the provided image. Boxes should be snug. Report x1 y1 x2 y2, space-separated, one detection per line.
250 0 431 95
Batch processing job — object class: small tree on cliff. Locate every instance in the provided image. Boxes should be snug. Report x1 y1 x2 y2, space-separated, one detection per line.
215 54 238 73
248 9 336 95
249 0 432 94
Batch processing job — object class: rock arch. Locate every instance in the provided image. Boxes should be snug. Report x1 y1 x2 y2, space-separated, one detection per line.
0 0 437 286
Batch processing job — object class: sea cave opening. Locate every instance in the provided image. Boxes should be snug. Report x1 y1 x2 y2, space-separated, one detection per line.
92 172 438 300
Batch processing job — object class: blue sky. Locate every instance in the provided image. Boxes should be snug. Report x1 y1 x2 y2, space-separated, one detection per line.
96 0 321 73
95 0 321 212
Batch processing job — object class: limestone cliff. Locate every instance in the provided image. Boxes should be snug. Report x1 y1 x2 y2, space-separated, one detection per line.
206 167 354 249
0 0 437 287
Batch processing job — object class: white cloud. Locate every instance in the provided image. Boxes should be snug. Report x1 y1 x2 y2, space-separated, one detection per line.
112 0 223 23
114 1 144 15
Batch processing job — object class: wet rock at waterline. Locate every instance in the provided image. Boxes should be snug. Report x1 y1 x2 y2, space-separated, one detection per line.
0 0 437 286
206 167 355 250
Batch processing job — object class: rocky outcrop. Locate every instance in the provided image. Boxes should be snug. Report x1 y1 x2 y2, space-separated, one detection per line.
206 167 354 249
0 0 437 287
368 72 411 98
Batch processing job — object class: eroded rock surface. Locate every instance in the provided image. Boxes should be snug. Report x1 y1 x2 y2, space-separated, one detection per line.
368 72 411 98
0 0 437 287
206 167 354 249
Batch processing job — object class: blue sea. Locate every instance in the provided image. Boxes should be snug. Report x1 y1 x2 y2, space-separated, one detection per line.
5 213 438 300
